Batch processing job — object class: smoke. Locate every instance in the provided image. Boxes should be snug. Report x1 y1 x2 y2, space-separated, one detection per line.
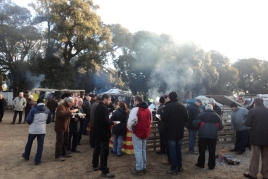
25 71 45 88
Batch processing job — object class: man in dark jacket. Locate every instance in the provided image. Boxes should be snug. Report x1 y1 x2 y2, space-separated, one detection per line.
47 97 58 122
92 94 115 178
161 91 188 175
186 99 202 155
193 104 224 170
243 98 268 179
0 94 7 123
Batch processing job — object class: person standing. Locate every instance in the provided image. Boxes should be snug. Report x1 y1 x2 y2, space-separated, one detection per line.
243 98 268 179
193 104 224 170
161 91 188 175
229 102 249 154
47 97 58 122
54 97 76 161
89 95 102 148
0 94 7 123
12 92 26 124
111 102 129 156
155 96 167 155
92 94 115 178
22 98 51 165
127 96 152 176
185 99 202 155
24 95 35 124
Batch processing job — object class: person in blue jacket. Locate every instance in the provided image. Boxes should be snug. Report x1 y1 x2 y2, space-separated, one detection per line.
22 98 51 165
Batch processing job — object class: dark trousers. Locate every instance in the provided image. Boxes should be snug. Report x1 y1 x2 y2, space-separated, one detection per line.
92 138 110 174
12 111 23 123
24 111 30 123
24 134 45 163
67 132 78 151
55 131 69 158
51 111 56 122
0 111 4 122
90 127 95 148
77 120 84 144
197 138 216 169
234 130 248 152
159 131 166 153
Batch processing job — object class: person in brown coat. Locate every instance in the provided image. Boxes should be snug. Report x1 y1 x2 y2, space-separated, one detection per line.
54 97 76 161
24 95 35 124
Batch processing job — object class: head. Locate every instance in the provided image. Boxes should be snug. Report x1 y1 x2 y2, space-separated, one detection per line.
168 91 178 101
19 92 23 98
208 98 215 106
119 102 127 109
195 99 202 107
205 104 213 110
73 97 78 107
134 95 143 105
37 98 44 104
66 97 74 107
159 96 165 104
0 94 2 99
86 96 91 101
78 98 83 107
229 102 238 111
164 94 169 103
29 95 33 100
254 98 264 107
102 94 111 105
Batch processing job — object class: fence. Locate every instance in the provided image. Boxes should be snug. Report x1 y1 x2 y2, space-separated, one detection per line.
146 108 234 151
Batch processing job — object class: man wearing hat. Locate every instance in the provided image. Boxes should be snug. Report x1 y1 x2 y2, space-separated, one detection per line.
22 98 51 165
229 102 249 154
161 91 188 175
185 99 202 155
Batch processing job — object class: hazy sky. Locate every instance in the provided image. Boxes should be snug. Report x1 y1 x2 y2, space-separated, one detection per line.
13 0 268 62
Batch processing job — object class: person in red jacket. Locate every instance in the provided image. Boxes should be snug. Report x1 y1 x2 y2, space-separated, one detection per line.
127 96 152 176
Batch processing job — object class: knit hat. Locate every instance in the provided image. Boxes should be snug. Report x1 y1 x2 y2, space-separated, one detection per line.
169 91 178 100
37 98 44 104
159 96 165 103
229 102 237 108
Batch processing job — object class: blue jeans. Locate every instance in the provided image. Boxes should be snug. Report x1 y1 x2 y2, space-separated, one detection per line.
168 139 182 171
188 129 197 152
113 135 123 155
132 133 147 171
24 134 45 163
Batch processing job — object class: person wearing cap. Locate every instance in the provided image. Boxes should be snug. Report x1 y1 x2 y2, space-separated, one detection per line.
207 98 222 116
185 99 202 155
22 98 51 165
54 97 76 161
243 98 268 179
193 104 224 170
229 102 249 154
24 95 35 124
161 91 188 175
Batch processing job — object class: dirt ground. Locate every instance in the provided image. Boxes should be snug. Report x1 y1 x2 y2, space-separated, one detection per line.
0 110 259 179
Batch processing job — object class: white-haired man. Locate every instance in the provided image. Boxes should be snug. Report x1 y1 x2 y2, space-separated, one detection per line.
208 98 222 116
12 92 26 124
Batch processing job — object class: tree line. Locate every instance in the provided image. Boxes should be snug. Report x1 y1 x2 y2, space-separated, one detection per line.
0 0 267 97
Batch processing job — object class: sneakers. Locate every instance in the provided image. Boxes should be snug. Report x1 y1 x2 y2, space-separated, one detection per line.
22 153 29 160
189 150 199 155
131 169 143 176
100 173 115 178
166 169 178 175
55 157 65 162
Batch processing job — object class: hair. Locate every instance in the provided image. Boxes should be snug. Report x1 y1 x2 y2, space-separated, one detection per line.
208 98 215 105
205 104 213 110
254 98 264 107
66 97 74 102
135 95 143 103
96 95 102 100
119 102 129 114
102 94 110 100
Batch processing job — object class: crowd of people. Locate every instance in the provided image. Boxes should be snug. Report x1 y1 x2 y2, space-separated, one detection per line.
0 90 268 179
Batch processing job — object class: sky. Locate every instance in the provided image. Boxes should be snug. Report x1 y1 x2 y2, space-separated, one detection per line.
13 0 268 63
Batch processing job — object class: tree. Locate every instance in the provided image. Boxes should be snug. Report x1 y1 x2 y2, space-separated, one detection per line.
0 1 42 94
30 0 112 89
